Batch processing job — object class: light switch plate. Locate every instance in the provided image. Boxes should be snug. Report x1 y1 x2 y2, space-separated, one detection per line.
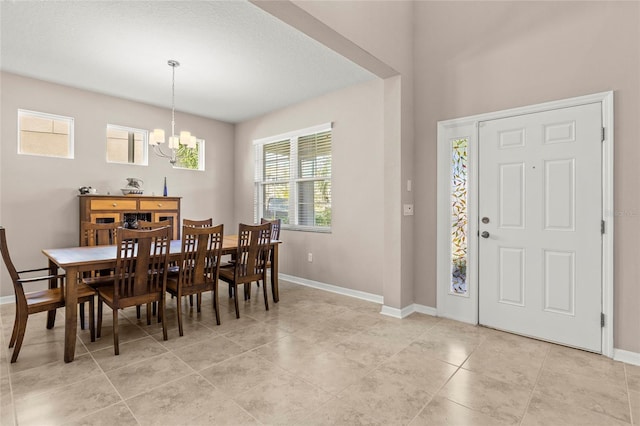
403 204 414 216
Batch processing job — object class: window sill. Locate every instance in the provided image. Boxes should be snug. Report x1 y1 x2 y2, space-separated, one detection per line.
281 226 331 234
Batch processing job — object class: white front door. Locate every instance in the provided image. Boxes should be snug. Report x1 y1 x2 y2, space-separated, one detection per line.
478 103 602 352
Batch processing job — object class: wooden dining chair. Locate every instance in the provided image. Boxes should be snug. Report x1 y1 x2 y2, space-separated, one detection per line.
96 226 171 355
219 222 272 318
183 218 213 228
261 218 281 240
166 224 224 335
79 221 121 329
80 221 120 247
0 226 96 362
136 219 174 318
251 218 281 300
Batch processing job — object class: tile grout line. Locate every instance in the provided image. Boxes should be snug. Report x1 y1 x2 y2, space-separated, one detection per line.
623 363 634 425
518 344 551 426
406 330 485 425
68 318 142 425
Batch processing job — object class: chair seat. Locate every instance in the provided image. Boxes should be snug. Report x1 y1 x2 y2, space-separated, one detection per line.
82 275 115 287
26 283 95 313
219 265 263 281
25 288 64 312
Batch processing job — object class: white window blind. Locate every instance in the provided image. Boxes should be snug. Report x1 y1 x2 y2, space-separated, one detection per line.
254 123 332 232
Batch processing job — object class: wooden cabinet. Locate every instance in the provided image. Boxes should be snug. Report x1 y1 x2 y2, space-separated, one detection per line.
79 195 181 244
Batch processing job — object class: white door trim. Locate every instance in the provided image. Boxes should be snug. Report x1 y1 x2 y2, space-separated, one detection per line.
436 91 614 357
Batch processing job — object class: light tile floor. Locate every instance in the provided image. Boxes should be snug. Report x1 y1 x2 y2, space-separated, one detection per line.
1 280 638 425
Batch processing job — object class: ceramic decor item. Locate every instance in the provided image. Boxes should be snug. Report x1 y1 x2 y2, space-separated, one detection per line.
121 177 144 195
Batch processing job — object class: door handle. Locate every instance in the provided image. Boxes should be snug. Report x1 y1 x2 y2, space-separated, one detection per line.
481 231 490 238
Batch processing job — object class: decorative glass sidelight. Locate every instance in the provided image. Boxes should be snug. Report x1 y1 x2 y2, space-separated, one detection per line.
451 138 468 294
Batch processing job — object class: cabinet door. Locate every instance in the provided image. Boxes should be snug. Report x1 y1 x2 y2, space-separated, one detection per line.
90 212 121 224
153 212 179 240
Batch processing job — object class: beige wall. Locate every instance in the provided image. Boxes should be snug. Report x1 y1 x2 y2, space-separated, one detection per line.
0 72 235 297
413 1 640 352
286 0 417 309
235 79 385 295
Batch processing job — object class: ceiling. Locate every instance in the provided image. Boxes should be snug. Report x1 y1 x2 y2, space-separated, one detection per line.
0 1 375 123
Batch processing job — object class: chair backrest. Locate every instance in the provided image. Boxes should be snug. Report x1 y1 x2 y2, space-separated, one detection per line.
234 222 272 282
0 227 21 294
179 224 223 291
137 219 173 239
137 219 172 230
183 218 213 228
81 221 120 247
260 218 281 240
113 226 171 306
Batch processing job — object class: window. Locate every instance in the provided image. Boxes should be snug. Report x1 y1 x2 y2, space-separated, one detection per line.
18 109 74 158
451 138 468 295
173 139 205 171
254 123 332 231
106 124 148 165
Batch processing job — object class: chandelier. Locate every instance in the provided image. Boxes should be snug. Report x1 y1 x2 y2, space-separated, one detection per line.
149 59 197 164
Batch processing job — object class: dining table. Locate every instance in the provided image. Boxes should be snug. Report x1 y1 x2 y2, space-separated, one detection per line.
42 235 280 362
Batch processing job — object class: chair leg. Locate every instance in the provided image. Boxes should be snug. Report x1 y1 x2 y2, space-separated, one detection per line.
113 308 119 355
146 303 152 326
88 298 95 342
46 309 56 329
262 279 269 311
136 305 141 319
213 286 220 326
177 293 184 337
160 298 168 342
79 302 86 330
189 294 194 307
97 298 103 339
10 315 28 363
271 271 278 303
152 301 157 316
196 293 202 313
9 310 19 348
233 286 240 319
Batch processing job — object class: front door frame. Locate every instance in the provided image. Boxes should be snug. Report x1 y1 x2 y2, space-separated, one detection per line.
436 91 614 357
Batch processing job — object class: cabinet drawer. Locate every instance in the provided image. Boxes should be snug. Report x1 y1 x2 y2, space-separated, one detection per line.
90 199 137 210
140 200 179 211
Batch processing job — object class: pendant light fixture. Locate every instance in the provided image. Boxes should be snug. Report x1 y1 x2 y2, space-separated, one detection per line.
149 59 197 164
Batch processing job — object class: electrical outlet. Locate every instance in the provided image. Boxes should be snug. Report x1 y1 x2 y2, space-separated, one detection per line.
403 204 414 216
308 253 313 262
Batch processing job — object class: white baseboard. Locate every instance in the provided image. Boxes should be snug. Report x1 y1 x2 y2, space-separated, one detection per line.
0 295 13 305
279 273 383 304
278 273 440 320
381 303 437 319
613 348 640 366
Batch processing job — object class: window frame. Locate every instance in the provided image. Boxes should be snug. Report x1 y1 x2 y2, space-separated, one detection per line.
105 124 149 166
17 109 74 159
172 138 205 171
254 123 332 233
